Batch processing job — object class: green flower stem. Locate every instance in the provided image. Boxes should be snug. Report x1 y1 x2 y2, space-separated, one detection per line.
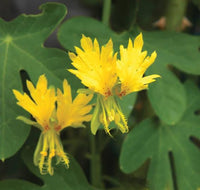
102 0 111 26
90 133 104 188
129 0 140 31
165 0 188 31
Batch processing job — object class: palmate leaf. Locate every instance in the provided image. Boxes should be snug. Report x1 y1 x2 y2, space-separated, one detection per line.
0 3 81 160
120 80 200 190
57 17 200 125
0 146 95 190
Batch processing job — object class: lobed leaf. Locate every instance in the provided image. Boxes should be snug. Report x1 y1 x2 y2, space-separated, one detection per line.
120 80 200 190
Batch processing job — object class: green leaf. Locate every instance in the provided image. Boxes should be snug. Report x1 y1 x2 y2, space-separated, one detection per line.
147 66 186 125
58 17 115 51
16 116 41 128
143 31 200 124
0 180 38 190
143 31 200 75
0 146 95 190
0 3 81 160
120 80 200 190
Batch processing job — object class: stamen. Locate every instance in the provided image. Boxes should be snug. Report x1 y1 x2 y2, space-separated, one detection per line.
40 151 47 156
57 151 70 167
104 89 112 98
44 125 50 131
54 125 62 132
100 105 112 136
39 154 47 175
97 94 128 135
108 109 115 121
119 90 126 97
115 108 129 133
47 156 54 175
49 149 56 158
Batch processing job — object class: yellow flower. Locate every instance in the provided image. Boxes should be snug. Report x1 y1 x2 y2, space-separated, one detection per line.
68 35 127 135
68 35 117 97
68 34 160 135
56 79 93 130
117 33 160 97
13 75 56 130
13 75 93 175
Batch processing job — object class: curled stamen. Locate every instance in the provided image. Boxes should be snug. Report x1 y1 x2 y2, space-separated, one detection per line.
94 95 128 135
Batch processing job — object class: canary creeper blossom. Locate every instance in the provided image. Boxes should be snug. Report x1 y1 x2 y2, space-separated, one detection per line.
13 75 93 175
68 34 160 135
117 33 160 96
68 35 126 135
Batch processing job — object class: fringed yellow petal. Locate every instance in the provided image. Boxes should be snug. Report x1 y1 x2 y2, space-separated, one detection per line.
133 33 143 51
68 52 76 61
73 93 93 106
141 74 161 85
13 75 56 128
81 34 93 51
94 38 100 54
56 79 93 131
63 79 72 103
101 39 113 59
140 51 157 72
117 33 160 96
127 38 133 50
26 80 35 95
68 36 117 97
36 75 48 94
13 89 38 120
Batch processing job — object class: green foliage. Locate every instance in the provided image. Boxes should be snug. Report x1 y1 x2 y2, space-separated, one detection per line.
0 146 95 190
143 31 200 125
1 1 200 190
120 81 200 190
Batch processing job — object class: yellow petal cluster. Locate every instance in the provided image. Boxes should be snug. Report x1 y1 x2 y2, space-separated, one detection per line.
117 33 160 96
69 35 117 97
13 75 56 130
13 75 93 175
68 33 160 135
56 79 93 130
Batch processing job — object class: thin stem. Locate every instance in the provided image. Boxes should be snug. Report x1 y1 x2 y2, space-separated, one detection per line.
129 0 140 31
102 0 112 26
165 0 188 31
90 133 104 188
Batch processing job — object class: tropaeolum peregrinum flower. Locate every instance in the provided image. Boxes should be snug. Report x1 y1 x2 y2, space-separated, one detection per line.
68 33 160 135
13 75 93 175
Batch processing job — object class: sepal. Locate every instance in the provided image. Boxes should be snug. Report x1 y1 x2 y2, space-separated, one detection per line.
91 98 101 135
77 88 94 94
16 116 42 130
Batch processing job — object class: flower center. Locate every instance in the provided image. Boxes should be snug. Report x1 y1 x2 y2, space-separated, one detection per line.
104 89 112 98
